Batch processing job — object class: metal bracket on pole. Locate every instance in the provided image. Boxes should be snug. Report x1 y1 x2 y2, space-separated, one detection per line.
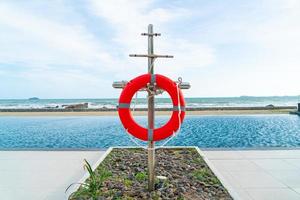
141 33 161 36
112 81 191 90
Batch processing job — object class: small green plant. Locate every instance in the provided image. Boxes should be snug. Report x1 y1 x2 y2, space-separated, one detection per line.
123 196 134 200
66 159 112 200
173 150 181 157
124 179 133 187
135 172 147 182
192 168 220 186
177 196 184 200
152 193 160 200
191 156 204 164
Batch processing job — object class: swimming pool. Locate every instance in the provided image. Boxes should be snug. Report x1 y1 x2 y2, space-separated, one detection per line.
0 115 300 149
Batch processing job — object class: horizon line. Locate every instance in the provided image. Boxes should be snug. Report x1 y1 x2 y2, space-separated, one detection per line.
1 95 300 100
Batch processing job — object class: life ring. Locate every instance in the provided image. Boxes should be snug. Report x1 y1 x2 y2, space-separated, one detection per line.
118 74 185 141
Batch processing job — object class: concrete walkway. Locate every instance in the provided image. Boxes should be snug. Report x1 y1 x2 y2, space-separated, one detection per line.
0 151 105 200
0 149 300 200
202 149 300 200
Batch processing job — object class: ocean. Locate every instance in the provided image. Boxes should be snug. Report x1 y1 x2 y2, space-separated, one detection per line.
0 96 299 109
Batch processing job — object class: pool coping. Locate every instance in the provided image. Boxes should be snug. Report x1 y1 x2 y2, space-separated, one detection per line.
1 146 300 151
65 146 240 200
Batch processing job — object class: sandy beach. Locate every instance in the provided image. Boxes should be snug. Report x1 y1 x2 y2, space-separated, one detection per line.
0 109 294 116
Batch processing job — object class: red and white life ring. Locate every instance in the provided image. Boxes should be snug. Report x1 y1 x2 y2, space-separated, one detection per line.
118 74 185 141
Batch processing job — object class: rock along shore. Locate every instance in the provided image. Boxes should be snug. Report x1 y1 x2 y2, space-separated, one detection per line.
0 106 296 112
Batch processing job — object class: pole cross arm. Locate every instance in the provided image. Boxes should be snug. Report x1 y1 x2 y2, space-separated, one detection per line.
112 81 191 89
129 54 173 58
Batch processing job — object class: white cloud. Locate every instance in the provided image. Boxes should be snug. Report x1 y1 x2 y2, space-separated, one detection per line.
0 2 114 72
88 0 215 74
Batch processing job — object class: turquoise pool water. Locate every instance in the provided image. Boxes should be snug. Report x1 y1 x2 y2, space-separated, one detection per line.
0 115 300 149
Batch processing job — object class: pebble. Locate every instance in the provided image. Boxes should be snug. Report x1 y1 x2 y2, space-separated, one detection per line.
178 186 186 193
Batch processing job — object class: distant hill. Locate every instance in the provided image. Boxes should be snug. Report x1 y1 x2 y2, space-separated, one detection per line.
28 97 39 100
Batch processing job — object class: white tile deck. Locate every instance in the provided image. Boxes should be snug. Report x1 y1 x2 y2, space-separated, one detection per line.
202 149 300 200
245 188 300 200
0 151 105 200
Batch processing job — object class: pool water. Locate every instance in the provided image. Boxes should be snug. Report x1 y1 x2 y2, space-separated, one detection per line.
0 115 300 149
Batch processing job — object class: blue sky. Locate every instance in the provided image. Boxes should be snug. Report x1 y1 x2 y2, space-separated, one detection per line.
0 0 299 98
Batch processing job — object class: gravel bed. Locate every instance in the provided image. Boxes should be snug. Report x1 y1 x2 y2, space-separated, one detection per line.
69 148 233 200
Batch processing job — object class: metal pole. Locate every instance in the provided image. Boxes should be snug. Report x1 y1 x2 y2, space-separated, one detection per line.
147 24 155 191
114 24 186 192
